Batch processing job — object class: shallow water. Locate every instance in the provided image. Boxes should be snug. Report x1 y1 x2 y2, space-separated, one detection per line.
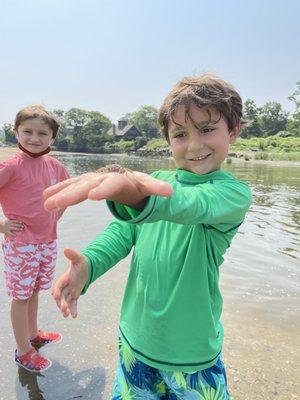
0 153 299 399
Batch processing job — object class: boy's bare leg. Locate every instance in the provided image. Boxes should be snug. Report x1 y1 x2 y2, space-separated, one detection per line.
11 299 32 355
28 290 39 340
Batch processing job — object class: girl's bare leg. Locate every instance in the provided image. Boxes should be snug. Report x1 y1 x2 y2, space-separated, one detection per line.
28 290 39 340
11 299 32 355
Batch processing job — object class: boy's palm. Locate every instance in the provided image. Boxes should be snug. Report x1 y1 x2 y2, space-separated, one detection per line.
44 171 172 210
53 248 88 318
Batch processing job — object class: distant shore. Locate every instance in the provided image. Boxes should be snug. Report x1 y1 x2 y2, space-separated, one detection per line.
1 145 299 167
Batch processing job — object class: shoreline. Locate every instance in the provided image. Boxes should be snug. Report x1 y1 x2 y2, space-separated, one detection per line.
0 145 299 167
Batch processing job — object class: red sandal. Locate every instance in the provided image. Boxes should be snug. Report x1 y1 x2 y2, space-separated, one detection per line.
31 329 62 346
14 348 52 372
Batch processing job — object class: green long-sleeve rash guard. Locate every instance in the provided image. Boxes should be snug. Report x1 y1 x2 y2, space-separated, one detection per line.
81 169 252 372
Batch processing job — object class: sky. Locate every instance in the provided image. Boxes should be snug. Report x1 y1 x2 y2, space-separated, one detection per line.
0 0 299 126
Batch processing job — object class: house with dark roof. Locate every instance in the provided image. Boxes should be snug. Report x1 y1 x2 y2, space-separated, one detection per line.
107 117 141 140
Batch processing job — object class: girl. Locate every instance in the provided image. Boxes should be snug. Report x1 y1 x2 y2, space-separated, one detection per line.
0 105 69 372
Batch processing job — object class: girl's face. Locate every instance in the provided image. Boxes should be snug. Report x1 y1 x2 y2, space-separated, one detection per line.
15 118 54 154
168 104 240 175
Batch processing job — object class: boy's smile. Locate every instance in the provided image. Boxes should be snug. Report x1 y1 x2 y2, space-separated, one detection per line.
168 104 240 175
15 118 54 154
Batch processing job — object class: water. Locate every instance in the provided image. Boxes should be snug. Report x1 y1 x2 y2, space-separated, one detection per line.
0 153 299 399
59 153 300 325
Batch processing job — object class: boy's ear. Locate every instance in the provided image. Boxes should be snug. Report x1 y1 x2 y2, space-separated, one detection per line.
229 124 240 144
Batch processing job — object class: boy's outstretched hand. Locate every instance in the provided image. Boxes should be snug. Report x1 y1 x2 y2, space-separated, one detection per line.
44 167 173 211
53 248 89 318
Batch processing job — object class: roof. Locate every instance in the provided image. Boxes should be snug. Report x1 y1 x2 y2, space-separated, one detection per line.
107 124 141 137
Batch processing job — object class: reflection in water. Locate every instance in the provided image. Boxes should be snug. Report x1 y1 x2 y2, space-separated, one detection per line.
278 247 298 260
16 361 105 400
18 368 45 400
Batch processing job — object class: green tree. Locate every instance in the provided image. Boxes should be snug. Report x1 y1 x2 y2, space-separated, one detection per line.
3 123 17 143
134 136 147 150
63 108 89 150
258 102 288 136
53 109 65 120
241 99 263 137
83 111 112 152
127 105 159 138
60 108 112 152
83 111 111 137
52 109 69 148
85 132 111 152
287 81 300 136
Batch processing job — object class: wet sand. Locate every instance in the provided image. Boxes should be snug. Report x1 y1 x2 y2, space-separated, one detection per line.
0 146 299 399
0 145 18 162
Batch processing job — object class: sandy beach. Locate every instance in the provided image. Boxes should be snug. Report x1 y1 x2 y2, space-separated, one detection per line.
0 145 18 162
0 145 299 400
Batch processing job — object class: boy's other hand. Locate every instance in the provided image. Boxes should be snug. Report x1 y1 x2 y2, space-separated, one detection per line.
0 219 23 235
52 248 88 318
44 170 173 211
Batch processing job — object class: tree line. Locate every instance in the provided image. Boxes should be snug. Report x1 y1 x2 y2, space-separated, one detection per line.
2 82 299 152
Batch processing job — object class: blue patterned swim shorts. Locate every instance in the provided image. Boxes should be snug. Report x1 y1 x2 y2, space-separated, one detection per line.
111 338 231 399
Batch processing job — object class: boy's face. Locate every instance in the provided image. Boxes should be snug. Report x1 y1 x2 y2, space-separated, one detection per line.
14 118 54 154
168 104 239 175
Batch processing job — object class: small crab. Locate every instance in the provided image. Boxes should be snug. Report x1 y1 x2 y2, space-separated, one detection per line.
96 164 131 174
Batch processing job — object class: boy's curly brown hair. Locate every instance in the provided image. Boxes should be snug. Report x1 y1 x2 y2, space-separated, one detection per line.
158 73 248 141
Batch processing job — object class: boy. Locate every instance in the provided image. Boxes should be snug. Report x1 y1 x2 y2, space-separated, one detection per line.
0 105 69 372
45 74 252 398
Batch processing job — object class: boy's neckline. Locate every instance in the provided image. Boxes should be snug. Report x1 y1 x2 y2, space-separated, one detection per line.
175 168 234 184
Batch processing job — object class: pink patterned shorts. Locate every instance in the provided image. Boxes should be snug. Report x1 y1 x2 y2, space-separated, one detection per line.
2 240 57 300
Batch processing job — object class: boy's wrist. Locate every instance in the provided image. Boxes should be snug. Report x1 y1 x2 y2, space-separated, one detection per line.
124 198 148 211
80 253 92 295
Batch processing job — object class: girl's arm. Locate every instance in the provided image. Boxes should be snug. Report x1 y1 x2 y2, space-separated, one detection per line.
0 219 23 235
